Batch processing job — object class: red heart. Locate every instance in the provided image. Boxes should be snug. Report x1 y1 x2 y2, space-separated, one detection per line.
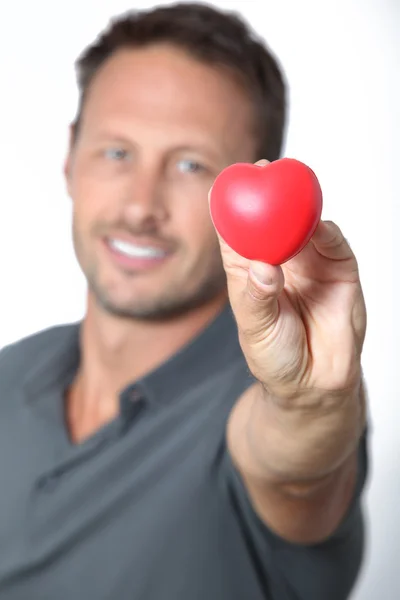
209 158 323 265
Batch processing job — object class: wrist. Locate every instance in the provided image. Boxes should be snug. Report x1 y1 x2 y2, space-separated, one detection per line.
247 380 366 483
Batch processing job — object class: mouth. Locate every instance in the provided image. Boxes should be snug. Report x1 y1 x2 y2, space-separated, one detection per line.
108 238 169 259
104 236 173 272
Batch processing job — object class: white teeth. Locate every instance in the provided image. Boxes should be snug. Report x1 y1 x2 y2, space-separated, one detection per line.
109 239 166 259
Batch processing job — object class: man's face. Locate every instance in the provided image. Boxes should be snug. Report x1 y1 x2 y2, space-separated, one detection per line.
65 44 257 320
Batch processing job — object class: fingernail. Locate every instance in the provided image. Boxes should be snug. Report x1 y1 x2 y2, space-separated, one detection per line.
250 261 274 285
255 159 269 167
317 220 337 242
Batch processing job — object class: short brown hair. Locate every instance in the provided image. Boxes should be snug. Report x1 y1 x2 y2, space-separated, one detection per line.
74 2 287 162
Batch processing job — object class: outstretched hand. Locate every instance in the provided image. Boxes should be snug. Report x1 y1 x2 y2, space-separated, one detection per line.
211 161 367 406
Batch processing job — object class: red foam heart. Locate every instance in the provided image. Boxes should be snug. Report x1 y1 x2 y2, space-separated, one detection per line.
209 158 323 265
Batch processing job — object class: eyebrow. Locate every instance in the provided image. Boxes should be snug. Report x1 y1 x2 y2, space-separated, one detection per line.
87 132 134 145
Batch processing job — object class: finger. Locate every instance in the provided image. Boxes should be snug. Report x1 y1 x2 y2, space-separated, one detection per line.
215 226 286 339
311 220 355 262
234 260 285 339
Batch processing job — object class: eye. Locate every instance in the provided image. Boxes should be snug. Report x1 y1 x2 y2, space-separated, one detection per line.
176 159 204 174
104 148 129 161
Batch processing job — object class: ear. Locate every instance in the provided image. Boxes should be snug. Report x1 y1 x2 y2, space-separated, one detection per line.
64 123 76 194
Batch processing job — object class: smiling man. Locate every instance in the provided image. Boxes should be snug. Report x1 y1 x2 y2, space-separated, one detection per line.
0 3 368 600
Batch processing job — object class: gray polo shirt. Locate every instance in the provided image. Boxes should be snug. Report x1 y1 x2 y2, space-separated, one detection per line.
0 304 367 600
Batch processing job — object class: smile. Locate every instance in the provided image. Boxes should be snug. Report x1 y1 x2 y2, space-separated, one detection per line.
108 238 168 259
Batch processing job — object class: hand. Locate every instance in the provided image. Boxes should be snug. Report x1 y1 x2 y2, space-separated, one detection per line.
211 160 367 407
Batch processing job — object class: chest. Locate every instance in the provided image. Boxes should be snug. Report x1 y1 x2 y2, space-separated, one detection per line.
0 386 267 600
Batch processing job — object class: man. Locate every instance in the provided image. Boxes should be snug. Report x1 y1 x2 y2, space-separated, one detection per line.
0 3 368 599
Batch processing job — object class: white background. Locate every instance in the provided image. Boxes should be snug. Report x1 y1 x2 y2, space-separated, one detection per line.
0 0 398 597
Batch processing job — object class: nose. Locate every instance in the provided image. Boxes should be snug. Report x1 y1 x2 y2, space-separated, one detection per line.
121 160 169 228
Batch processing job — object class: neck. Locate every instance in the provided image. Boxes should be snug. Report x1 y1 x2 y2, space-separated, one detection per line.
74 291 228 406
66 291 228 443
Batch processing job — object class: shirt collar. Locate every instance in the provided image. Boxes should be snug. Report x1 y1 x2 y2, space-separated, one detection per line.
136 302 243 404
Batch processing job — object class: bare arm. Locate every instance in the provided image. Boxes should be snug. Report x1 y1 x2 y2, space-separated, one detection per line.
227 380 366 544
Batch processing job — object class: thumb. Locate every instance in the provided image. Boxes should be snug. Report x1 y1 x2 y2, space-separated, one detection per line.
236 261 285 337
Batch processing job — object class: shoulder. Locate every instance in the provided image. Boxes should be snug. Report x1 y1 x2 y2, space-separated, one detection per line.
0 323 79 390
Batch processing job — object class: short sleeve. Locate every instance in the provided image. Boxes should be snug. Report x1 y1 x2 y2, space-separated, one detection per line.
223 429 368 600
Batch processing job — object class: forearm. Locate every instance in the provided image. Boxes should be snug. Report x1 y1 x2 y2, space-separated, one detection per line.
243 447 359 544
246 378 366 483
228 379 366 543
